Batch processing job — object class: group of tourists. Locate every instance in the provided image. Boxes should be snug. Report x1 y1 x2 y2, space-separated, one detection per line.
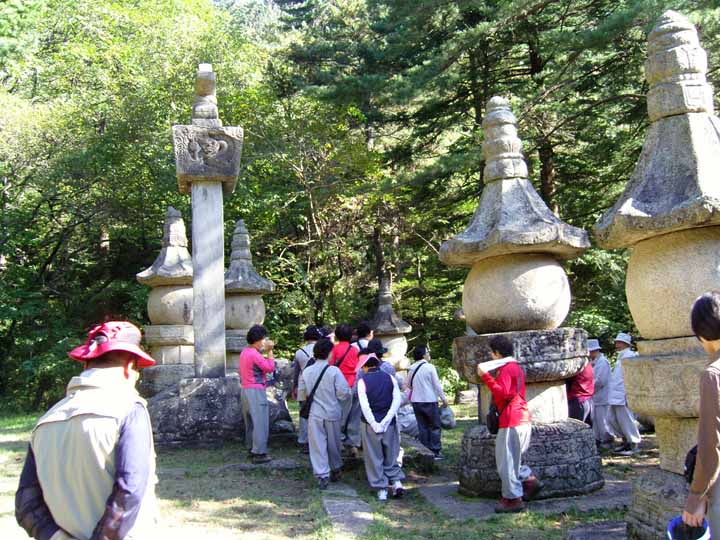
14 290 720 536
240 321 449 501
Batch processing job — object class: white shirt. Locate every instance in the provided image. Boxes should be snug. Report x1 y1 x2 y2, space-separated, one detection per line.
407 360 447 403
592 353 611 405
608 348 637 405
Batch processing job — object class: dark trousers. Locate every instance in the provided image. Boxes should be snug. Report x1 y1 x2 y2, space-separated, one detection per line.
568 397 593 426
412 402 442 454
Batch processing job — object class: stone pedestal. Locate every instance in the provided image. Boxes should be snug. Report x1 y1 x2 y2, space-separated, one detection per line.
454 329 603 499
625 468 689 540
148 376 293 445
459 421 603 499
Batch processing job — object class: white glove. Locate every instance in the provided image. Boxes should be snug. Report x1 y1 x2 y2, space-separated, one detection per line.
50 530 80 540
370 421 385 434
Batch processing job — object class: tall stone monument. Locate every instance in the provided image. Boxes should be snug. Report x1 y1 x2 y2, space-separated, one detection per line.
173 63 243 378
594 11 720 539
136 207 194 396
225 219 275 367
441 97 603 498
370 277 412 371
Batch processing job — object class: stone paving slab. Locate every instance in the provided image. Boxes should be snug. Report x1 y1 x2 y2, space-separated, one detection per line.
419 476 630 521
567 520 627 540
322 482 373 540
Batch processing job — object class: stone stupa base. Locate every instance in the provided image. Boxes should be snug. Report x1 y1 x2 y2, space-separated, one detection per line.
148 376 294 446
459 421 604 499
625 466 688 540
140 364 195 397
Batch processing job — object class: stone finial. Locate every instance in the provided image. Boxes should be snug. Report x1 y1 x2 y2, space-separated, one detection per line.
482 97 528 183
137 207 193 287
439 97 589 267
173 64 244 196
224 220 275 294
192 64 222 128
594 11 720 248
646 11 713 122
370 277 411 335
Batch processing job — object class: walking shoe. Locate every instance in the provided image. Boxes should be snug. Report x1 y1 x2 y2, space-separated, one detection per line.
251 453 272 464
433 452 445 461
613 443 631 454
391 480 405 498
494 497 526 513
318 477 329 490
330 469 342 482
377 488 388 501
521 475 543 502
617 443 640 456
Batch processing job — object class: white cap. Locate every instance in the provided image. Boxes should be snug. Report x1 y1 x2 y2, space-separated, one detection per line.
587 339 601 351
614 332 633 346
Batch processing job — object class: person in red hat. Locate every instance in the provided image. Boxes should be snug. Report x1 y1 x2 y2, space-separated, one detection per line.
16 321 159 540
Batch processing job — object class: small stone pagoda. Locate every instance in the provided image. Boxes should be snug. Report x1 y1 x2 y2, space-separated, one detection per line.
441 97 602 498
225 219 275 367
370 277 412 371
595 11 720 539
136 207 194 397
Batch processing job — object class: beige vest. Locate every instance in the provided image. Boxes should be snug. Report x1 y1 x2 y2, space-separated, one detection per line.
32 368 158 540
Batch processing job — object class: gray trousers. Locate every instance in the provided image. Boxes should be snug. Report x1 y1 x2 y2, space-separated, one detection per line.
592 404 616 442
341 393 362 448
241 387 269 455
361 423 405 489
608 404 641 444
297 402 308 445
709 480 720 537
308 416 343 478
496 423 533 499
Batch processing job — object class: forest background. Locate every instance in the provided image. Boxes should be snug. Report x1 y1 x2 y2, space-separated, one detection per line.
2 0 719 411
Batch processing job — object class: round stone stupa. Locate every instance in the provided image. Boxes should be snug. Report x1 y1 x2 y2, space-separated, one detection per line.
441 97 601 499
370 277 412 371
594 11 720 539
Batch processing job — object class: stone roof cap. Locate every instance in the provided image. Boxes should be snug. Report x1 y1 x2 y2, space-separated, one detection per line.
370 278 411 335
225 219 275 294
440 97 589 267
136 207 193 287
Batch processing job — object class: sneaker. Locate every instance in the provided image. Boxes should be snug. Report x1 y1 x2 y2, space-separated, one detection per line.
318 477 329 490
618 443 640 456
377 488 388 501
251 453 272 464
391 480 405 498
494 497 526 513
521 475 543 502
613 443 631 454
433 452 445 461
330 469 342 482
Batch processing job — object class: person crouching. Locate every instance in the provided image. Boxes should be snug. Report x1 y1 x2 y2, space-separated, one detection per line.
298 338 351 489
476 335 542 513
357 353 404 501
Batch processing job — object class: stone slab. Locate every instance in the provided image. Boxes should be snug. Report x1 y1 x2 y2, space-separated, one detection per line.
478 382 568 424
149 344 194 366
453 328 588 384
459 421 603 499
144 324 194 346
567 521 627 540
625 467 688 540
139 364 195 398
419 476 629 521
655 417 697 474
400 434 436 474
624 337 706 417
322 483 373 540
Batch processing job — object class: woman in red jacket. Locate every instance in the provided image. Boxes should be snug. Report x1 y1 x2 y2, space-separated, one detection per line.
477 335 542 513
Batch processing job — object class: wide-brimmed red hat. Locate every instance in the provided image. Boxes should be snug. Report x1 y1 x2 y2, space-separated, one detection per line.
68 321 156 367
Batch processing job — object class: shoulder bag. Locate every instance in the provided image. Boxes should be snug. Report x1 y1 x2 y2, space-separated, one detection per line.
299 365 330 419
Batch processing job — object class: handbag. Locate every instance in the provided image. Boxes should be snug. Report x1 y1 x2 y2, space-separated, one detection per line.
684 445 697 484
485 368 522 435
299 365 330 419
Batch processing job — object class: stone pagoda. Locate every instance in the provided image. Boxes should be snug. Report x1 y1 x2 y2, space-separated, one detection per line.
370 277 412 371
441 97 603 498
595 11 720 539
136 207 194 397
225 219 275 367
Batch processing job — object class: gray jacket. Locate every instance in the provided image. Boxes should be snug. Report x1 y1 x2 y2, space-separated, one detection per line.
592 354 611 405
298 360 351 421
